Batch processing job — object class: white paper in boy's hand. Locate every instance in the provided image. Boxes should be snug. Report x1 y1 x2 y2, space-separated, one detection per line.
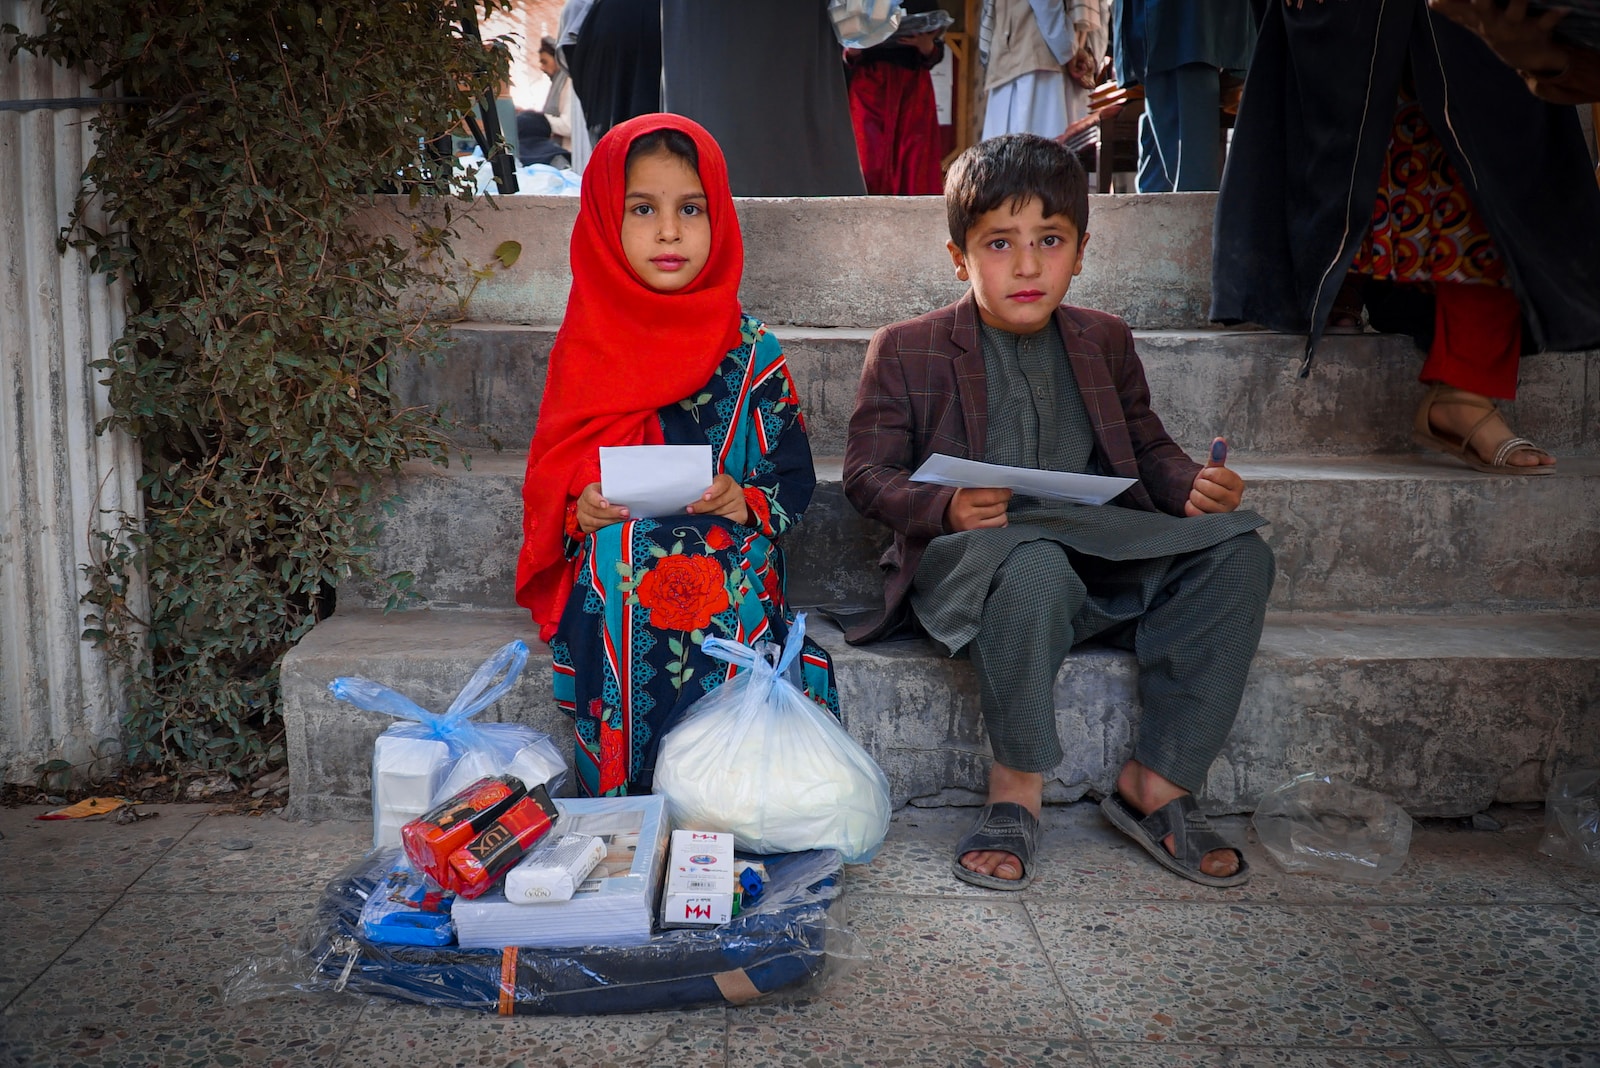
599 445 713 518
910 453 1136 506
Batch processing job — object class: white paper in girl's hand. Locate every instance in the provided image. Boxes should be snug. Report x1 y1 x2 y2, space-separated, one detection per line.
598 445 713 518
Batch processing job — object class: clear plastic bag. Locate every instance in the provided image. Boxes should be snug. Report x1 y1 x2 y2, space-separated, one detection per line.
829 0 904 49
328 639 568 849
222 846 863 1015
1538 768 1600 868
1252 773 1413 883
653 614 891 864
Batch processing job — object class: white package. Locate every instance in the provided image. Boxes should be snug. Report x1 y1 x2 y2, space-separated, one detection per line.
372 734 451 849
661 830 735 928
504 833 605 903
653 615 890 864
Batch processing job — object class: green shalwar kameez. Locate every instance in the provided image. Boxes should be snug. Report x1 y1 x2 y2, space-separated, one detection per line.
911 322 1274 791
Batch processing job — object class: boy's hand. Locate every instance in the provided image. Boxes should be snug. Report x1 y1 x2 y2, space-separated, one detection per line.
686 472 750 525
576 482 629 533
1185 438 1244 515
946 486 1012 531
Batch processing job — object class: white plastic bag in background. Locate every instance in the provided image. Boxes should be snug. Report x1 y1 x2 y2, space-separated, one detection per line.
829 0 904 49
328 640 568 849
653 614 891 864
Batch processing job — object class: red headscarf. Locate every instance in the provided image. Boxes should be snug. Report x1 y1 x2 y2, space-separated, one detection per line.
515 114 745 641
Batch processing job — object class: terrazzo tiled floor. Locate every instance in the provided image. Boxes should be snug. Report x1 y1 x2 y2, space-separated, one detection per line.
1 801 1596 1067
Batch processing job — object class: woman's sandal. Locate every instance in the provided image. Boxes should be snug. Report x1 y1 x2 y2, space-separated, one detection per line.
1324 276 1366 334
1412 383 1555 475
951 802 1039 891
1100 793 1251 888
1324 308 1365 335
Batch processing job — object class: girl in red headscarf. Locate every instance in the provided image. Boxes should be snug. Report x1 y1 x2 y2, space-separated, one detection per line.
515 114 839 797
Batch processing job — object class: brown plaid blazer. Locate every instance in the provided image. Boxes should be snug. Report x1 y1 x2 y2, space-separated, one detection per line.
841 291 1203 644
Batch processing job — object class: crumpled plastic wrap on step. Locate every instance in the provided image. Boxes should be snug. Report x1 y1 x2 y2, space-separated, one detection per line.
1538 768 1600 868
220 846 864 1015
1251 773 1413 883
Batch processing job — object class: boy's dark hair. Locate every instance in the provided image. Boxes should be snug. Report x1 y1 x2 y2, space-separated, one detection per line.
539 35 558 57
624 127 700 176
944 134 1089 249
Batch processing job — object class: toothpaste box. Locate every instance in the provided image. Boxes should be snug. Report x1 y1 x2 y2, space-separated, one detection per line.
660 829 735 928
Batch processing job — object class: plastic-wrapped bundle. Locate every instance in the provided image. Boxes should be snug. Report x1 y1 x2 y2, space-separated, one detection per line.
224 847 860 1016
328 639 567 849
653 614 892 864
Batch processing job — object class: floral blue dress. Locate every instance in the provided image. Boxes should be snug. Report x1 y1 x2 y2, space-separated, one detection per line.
550 316 840 796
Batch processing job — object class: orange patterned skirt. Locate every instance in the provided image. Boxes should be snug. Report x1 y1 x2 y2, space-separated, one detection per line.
1351 98 1507 288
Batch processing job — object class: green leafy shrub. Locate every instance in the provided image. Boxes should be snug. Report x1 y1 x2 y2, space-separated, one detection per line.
8 1 513 781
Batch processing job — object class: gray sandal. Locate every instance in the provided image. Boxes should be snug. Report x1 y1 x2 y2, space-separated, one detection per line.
1101 793 1250 888
951 802 1039 891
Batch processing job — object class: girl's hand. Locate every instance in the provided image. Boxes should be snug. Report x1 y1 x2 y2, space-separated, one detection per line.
686 472 750 524
1185 437 1245 515
575 482 629 533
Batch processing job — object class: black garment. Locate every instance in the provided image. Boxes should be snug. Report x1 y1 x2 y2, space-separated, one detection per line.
515 111 570 168
660 1 867 196
1211 0 1600 358
567 0 662 143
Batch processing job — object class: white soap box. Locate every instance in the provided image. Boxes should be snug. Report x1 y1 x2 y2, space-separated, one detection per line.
503 833 606 903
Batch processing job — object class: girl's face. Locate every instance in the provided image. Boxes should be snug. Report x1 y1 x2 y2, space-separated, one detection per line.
620 148 711 292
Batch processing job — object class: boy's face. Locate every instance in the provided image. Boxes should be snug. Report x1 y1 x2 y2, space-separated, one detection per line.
948 196 1088 335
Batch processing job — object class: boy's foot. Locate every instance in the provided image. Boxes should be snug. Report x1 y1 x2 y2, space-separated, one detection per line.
1114 760 1240 879
958 764 1042 884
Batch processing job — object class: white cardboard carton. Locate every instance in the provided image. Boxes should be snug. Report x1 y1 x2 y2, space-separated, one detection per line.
661 829 736 928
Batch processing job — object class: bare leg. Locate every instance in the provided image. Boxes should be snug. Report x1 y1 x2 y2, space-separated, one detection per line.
959 762 1043 881
1115 759 1239 878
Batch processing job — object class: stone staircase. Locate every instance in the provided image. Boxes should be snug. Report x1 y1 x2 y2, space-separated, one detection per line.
282 194 1600 824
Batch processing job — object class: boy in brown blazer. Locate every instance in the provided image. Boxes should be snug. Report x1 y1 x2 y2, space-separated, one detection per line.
843 135 1274 890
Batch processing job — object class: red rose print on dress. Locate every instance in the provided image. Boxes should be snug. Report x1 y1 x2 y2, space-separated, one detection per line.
599 716 626 795
704 525 734 552
635 553 730 631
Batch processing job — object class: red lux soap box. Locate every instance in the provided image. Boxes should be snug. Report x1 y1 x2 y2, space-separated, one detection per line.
661 829 735 928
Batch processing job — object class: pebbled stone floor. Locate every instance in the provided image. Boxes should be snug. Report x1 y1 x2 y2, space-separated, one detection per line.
1 801 1596 1067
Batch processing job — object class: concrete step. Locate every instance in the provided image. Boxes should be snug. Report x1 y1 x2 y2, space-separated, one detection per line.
344 455 1600 616
365 192 1218 330
401 322 1600 460
281 607 1600 823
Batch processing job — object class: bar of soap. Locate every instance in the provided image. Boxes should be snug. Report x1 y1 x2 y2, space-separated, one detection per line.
503 832 606 903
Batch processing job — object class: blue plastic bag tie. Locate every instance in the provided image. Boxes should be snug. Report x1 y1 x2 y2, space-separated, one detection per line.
327 639 530 742
701 613 807 694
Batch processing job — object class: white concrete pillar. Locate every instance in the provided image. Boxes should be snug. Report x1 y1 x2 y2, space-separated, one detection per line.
0 3 143 784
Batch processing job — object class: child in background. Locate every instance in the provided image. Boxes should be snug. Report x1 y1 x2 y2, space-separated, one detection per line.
516 114 838 797
843 134 1274 889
